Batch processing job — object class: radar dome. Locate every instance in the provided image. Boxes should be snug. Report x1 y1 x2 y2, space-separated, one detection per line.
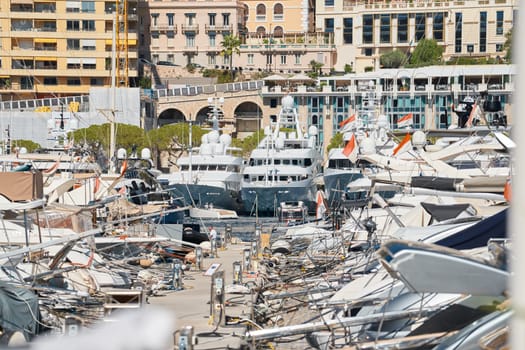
412 131 427 148
117 148 127 160
213 143 225 155
281 95 294 110
275 137 285 149
377 115 390 129
141 148 151 160
308 125 318 136
201 134 209 144
200 143 213 156
360 137 376 155
208 130 220 144
219 134 232 147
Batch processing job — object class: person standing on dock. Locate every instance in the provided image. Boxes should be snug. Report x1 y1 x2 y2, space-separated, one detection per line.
209 226 217 242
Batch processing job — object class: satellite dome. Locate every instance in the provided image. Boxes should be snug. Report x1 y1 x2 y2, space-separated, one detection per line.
117 148 127 160
141 148 151 160
200 143 213 156
208 130 220 144
308 125 318 136
281 95 294 109
377 115 390 129
219 134 232 147
412 130 427 148
360 137 376 155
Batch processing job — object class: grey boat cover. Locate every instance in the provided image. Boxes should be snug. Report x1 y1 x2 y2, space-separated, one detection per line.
0 281 39 339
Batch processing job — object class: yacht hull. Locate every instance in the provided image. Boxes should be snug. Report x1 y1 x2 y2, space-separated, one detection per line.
240 181 317 216
166 183 242 212
323 170 363 206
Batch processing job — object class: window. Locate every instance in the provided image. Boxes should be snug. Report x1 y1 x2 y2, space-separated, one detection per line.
151 31 159 39
44 77 57 85
364 48 373 56
325 0 334 6
433 12 443 41
325 18 334 33
209 13 216 26
380 14 390 43
343 18 353 44
67 78 81 86
223 55 230 66
185 14 196 25
363 14 373 44
256 4 266 20
67 39 80 50
167 30 175 38
455 12 462 53
398 14 408 43
186 34 195 47
81 1 95 13
208 55 216 65
415 13 425 42
81 39 96 50
280 55 286 65
167 13 174 27
90 78 103 86
273 3 283 21
152 54 159 63
496 43 503 52
480 11 487 52
223 13 230 25
151 14 159 26
209 34 216 47
82 20 95 31
248 53 254 64
66 20 80 31
270 99 277 108
496 11 504 35
167 54 174 63
274 26 283 38
266 54 272 65
295 54 301 65
256 26 266 36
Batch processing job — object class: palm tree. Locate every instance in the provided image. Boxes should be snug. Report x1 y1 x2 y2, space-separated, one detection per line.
220 34 241 81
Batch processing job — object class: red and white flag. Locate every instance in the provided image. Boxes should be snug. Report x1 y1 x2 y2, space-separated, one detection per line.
397 113 413 128
315 190 327 220
342 133 357 162
339 114 356 129
393 133 412 156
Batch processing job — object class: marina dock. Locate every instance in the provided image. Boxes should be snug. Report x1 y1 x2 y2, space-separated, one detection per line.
147 240 259 350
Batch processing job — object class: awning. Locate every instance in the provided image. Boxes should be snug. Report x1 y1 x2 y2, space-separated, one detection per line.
105 39 137 45
0 76 9 79
66 1 81 8
35 57 57 61
81 39 96 47
34 38 57 44
82 58 96 64
67 58 81 64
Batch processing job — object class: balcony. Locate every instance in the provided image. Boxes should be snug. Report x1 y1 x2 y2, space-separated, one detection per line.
181 24 199 34
183 46 199 53
205 24 233 33
153 25 177 33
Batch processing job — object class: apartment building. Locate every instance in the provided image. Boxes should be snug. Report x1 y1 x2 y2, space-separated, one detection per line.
139 0 336 74
316 0 517 73
0 0 139 101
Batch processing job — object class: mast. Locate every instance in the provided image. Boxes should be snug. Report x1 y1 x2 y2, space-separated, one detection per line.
109 9 117 174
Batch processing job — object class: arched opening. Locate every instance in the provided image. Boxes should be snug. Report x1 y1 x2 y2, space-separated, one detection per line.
234 101 263 138
273 26 283 38
273 3 283 20
256 4 266 18
256 26 266 37
158 108 186 127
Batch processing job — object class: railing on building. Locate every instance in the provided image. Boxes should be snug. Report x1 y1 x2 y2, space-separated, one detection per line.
154 80 263 100
0 95 89 112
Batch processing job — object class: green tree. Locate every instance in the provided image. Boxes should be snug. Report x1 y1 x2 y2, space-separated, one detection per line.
504 28 513 63
380 50 407 68
220 34 241 80
408 39 443 67
344 64 353 74
326 132 344 153
308 60 324 78
11 140 41 153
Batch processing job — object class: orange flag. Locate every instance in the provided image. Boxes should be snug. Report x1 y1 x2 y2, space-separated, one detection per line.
342 133 357 161
397 113 413 128
93 176 101 194
504 177 511 202
393 133 412 156
339 114 356 128
120 160 128 177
